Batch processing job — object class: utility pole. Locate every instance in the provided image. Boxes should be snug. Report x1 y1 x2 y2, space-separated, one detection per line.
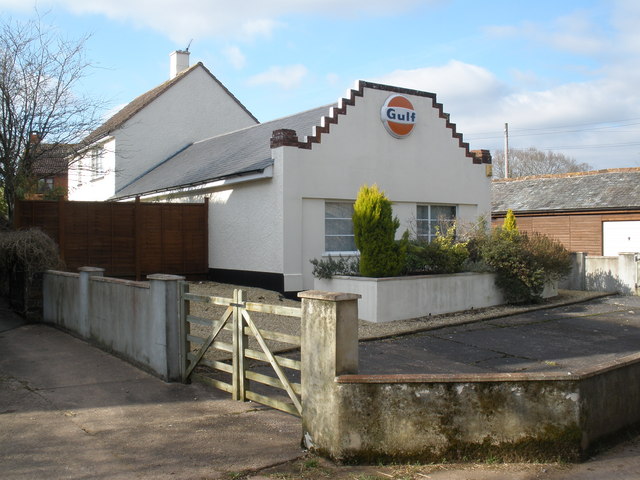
504 122 509 178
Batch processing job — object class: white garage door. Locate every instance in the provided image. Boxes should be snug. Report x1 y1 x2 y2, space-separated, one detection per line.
603 221 640 256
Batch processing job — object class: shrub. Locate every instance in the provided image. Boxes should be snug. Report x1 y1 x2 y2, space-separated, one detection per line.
310 256 359 279
352 184 407 277
525 231 573 282
480 227 571 303
0 228 64 318
0 228 63 277
503 209 518 232
405 226 469 274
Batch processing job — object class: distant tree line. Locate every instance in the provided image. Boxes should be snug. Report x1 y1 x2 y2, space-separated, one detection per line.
492 147 593 178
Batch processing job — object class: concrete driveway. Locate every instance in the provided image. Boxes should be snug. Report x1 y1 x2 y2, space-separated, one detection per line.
3 295 640 480
0 307 302 480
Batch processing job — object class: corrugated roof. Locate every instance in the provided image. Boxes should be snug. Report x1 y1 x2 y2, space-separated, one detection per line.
83 63 258 146
492 168 640 214
113 104 333 199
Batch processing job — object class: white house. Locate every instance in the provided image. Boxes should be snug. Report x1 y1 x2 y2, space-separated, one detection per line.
103 75 492 293
68 51 258 200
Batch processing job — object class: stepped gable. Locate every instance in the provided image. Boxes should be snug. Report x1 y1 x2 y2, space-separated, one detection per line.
270 80 484 165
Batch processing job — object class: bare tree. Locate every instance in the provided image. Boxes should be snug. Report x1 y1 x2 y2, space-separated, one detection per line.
492 147 593 178
0 13 106 221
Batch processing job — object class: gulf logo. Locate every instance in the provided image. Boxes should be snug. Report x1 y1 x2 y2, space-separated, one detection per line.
380 94 416 138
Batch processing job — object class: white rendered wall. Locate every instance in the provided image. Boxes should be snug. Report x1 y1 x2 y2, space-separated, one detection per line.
112 66 257 194
206 179 283 274
281 85 492 291
68 138 116 201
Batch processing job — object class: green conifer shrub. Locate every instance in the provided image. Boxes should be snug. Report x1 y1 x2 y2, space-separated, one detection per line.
503 209 518 232
352 184 407 277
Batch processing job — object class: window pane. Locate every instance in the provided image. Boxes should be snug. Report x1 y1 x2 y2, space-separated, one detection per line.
431 205 456 220
326 202 354 219
416 219 429 236
325 218 354 235
325 235 356 252
416 204 457 242
416 205 429 221
325 202 356 252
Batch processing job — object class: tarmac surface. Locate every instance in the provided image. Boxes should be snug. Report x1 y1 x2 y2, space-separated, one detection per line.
2 294 640 479
358 294 640 375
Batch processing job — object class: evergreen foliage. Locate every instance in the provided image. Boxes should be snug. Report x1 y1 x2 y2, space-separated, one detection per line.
352 184 407 277
309 255 359 279
503 209 517 232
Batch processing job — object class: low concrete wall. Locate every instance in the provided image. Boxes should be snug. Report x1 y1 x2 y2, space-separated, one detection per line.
42 268 184 381
561 252 639 295
315 273 557 323
299 291 640 462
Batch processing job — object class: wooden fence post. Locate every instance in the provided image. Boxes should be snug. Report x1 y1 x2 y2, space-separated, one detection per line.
135 196 142 281
203 197 209 276
232 289 249 401
58 198 66 263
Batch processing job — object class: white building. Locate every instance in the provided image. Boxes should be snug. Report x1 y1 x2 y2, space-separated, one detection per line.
82 59 493 292
68 51 258 200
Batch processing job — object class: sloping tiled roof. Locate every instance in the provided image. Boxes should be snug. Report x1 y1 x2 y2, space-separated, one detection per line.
492 168 640 214
83 63 258 146
113 105 333 199
30 144 77 177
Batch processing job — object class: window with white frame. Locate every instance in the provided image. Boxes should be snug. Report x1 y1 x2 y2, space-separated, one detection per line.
90 148 103 180
416 204 457 242
325 202 356 253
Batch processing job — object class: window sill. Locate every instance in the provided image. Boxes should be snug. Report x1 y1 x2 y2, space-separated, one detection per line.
90 176 105 183
322 251 359 257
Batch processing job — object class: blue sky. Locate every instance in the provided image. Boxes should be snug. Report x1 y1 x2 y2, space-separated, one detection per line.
2 0 640 170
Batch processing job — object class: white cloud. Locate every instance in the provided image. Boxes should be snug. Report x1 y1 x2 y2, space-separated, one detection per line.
240 19 280 40
375 60 508 115
223 45 246 69
375 55 640 169
5 0 429 43
247 64 308 90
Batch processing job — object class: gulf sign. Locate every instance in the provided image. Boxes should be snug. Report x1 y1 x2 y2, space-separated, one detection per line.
380 94 416 138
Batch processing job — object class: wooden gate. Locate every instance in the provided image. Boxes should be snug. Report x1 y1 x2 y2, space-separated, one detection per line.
180 285 302 416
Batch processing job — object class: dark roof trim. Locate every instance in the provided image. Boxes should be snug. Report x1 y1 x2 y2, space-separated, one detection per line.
269 80 481 164
492 207 640 217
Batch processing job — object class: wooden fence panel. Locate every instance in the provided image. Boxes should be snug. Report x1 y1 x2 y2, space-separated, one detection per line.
14 199 209 279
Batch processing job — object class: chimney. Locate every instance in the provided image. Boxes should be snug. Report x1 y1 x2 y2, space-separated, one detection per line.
170 50 190 79
29 131 41 145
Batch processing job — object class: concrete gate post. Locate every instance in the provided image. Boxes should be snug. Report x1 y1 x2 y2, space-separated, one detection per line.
618 253 639 295
148 274 186 382
78 267 104 338
298 290 360 456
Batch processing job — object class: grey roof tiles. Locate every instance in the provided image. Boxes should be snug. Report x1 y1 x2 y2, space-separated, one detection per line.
492 169 640 213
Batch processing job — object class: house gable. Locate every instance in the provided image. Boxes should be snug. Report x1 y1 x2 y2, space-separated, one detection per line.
270 80 489 167
84 62 257 146
70 61 259 200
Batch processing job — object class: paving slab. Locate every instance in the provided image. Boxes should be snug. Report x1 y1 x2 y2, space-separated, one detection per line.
0 322 302 480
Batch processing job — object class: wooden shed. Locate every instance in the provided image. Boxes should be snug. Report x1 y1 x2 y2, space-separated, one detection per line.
491 168 640 256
